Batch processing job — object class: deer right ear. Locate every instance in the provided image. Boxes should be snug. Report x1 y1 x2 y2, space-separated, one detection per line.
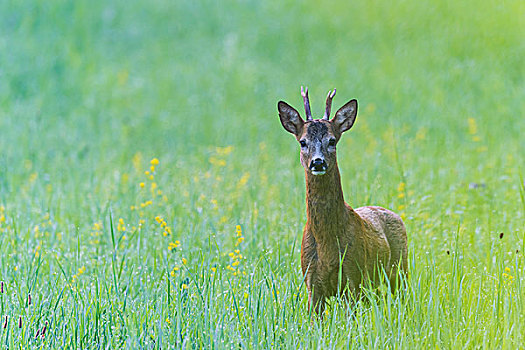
278 101 304 136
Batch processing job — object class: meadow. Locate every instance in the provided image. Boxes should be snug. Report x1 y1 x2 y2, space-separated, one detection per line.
0 0 524 348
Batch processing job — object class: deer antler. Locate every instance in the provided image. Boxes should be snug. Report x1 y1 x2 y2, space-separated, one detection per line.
323 89 336 120
301 86 313 121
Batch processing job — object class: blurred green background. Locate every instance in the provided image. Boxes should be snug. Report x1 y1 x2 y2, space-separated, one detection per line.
0 0 524 347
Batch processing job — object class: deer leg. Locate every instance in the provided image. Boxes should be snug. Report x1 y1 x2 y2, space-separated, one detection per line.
389 263 408 294
341 279 359 310
308 288 325 316
388 264 399 293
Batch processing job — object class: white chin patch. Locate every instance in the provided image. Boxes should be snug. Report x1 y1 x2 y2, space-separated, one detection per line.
311 170 326 176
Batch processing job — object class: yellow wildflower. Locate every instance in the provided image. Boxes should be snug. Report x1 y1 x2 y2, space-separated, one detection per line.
132 152 143 172
215 146 234 156
415 127 427 141
237 172 250 187
209 157 226 167
29 172 38 183
117 218 126 232
467 117 478 135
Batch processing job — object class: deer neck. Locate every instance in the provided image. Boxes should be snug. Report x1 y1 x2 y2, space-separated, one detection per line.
305 163 352 241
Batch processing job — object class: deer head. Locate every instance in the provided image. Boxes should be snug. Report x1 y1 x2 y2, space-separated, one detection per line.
278 87 358 175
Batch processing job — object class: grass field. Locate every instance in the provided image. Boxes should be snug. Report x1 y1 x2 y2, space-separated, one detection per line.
1 0 524 348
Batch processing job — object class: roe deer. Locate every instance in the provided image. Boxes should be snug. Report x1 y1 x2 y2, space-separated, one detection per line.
278 87 408 314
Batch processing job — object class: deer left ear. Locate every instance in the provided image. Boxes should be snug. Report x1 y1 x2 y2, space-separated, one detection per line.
331 99 358 134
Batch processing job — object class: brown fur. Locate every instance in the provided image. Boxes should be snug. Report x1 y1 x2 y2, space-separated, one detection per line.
278 94 408 314
301 163 407 313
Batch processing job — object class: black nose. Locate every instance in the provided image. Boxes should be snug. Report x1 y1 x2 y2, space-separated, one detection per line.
310 158 327 171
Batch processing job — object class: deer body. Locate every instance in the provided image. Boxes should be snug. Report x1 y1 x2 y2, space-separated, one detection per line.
278 88 407 314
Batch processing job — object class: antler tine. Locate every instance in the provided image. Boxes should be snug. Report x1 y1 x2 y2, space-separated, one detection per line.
301 86 313 121
323 88 336 120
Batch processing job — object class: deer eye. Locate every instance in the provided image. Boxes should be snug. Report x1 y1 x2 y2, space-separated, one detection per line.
328 139 336 147
299 140 307 148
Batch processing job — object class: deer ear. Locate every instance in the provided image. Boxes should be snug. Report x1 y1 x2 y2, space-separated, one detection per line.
331 99 357 134
278 101 304 136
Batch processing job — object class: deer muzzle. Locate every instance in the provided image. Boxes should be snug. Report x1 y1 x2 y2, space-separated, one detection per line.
310 158 327 175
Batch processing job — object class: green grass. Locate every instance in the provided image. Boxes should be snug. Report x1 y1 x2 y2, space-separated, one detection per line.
0 0 524 348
